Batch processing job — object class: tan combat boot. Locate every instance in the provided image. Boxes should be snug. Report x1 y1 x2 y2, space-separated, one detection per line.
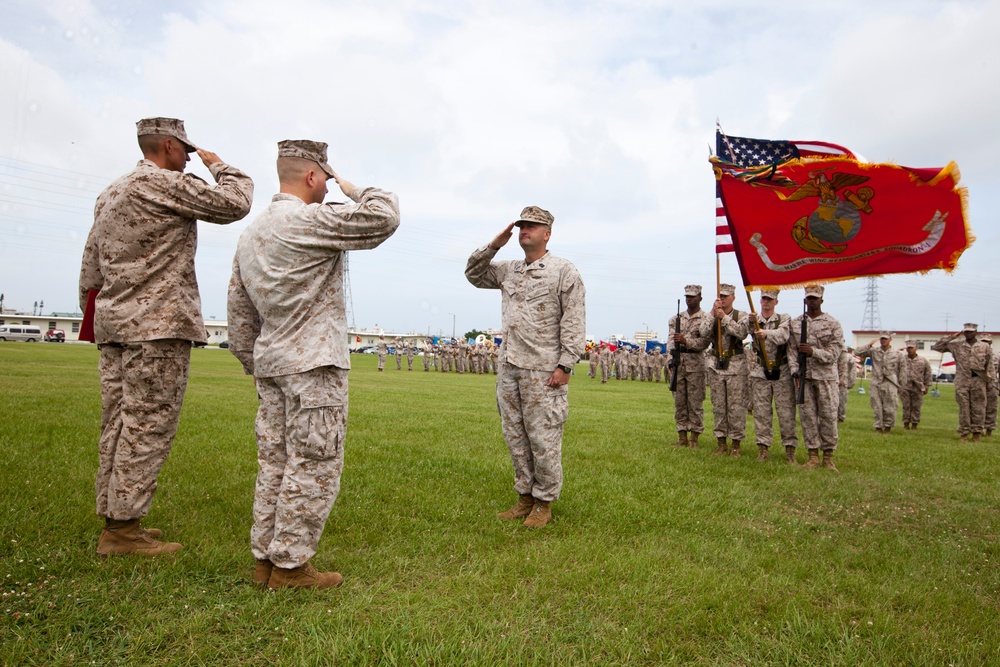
712 437 728 456
523 500 551 528
972 432 982 443
821 450 840 473
674 431 689 447
730 440 741 458
912 423 918 431
688 433 700 449
903 423 910 430
97 519 182 558
784 445 798 465
802 449 821 470
105 517 161 539
987 429 993 437
884 427 891 434
960 433 969 442
497 494 534 520
757 445 769 462
253 559 273 589
267 561 343 590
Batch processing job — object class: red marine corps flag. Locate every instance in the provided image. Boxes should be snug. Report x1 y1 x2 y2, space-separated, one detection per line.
712 130 972 288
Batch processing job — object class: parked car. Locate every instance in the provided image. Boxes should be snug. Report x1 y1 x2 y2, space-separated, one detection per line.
45 329 66 342
0 325 43 342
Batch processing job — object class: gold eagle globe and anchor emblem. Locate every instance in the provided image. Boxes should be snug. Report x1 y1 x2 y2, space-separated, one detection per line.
781 168 874 254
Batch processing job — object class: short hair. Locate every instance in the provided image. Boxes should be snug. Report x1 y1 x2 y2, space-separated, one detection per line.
277 156 321 184
138 134 170 156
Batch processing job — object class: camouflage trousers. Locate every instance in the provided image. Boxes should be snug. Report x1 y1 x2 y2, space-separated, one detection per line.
96 340 190 520
395 353 402 370
600 359 610 383
838 386 850 421
377 353 386 370
869 382 899 430
589 359 598 378
899 387 925 425
407 355 414 370
423 354 431 371
708 371 748 440
750 375 798 447
496 361 567 502
799 379 839 450
955 378 987 436
252 366 347 569
986 386 998 431
672 369 706 434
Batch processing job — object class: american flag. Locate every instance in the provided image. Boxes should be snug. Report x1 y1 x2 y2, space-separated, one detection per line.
714 131 855 253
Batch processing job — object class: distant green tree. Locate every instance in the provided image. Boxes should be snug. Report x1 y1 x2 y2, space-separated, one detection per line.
464 329 485 341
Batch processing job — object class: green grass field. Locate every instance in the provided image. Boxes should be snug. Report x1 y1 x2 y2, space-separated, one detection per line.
2 343 998 666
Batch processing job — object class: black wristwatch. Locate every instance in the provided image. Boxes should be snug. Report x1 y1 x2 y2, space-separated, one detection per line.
557 364 572 374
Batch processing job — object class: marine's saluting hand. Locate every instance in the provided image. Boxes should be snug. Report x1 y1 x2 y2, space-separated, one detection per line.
489 222 516 250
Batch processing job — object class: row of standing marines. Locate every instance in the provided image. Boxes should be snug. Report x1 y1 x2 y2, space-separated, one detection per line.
662 284 997 466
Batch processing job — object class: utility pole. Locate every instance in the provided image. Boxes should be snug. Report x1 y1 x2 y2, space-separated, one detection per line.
449 313 456 339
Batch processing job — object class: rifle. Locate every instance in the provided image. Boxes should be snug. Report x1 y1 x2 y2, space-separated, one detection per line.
714 306 730 371
796 300 807 405
669 299 681 391
746 289 780 381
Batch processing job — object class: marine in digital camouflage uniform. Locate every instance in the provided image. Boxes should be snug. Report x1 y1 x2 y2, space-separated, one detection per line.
668 285 711 448
599 344 611 383
985 337 999 436
423 339 433 371
788 285 844 472
701 284 750 456
466 206 585 529
838 346 857 423
79 117 253 557
899 340 932 430
406 341 415 370
746 290 797 463
933 324 995 441
855 332 903 433
394 337 403 370
228 139 399 589
377 336 388 371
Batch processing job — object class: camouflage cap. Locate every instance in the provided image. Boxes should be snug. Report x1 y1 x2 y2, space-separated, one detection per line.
980 333 993 343
684 284 702 297
879 331 893 339
904 340 917 347
136 117 196 152
719 283 736 296
804 284 824 297
278 139 335 178
963 322 978 332
515 206 554 227
760 289 780 299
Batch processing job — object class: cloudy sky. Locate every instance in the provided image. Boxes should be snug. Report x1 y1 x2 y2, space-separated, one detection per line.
2 0 998 341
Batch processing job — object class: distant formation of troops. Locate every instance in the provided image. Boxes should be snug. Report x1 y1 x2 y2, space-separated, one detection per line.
373 334 500 375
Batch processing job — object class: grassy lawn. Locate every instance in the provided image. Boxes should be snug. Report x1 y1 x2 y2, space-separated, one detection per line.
1 343 998 665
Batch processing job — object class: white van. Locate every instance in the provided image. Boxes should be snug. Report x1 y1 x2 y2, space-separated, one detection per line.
0 326 43 342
